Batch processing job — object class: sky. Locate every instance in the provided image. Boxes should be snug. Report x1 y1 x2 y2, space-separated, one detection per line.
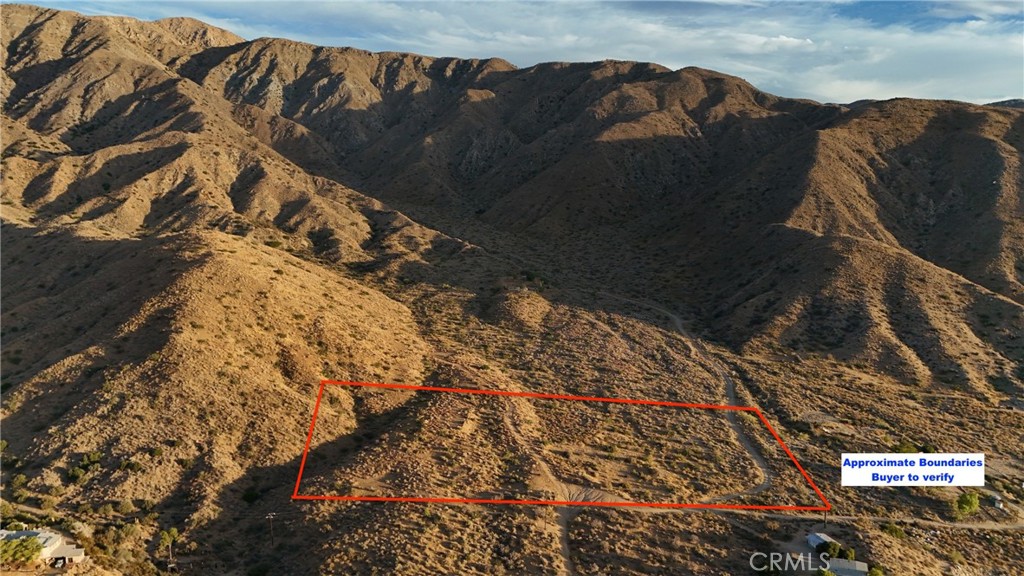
19 1 1024 104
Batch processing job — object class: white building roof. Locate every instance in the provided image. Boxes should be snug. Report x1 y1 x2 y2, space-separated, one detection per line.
829 557 870 576
806 532 838 547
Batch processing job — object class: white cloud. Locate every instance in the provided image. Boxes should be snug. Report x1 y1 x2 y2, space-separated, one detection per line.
928 0 1024 20
27 1 1024 104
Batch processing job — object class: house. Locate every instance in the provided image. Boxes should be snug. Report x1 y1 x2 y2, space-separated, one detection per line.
828 557 870 576
806 532 839 549
0 529 87 565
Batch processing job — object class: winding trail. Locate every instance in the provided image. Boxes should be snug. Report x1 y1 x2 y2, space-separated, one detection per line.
601 293 775 502
598 293 1024 533
498 290 1020 573
501 404 578 575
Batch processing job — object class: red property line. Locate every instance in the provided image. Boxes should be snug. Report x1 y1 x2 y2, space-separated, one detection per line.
292 380 832 512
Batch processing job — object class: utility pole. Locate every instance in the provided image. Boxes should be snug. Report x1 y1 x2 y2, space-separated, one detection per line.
266 512 277 547
823 510 828 529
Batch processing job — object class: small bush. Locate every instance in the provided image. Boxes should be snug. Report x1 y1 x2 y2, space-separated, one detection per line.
816 541 841 559
117 499 136 514
119 460 144 473
893 438 917 453
881 523 905 539
68 466 87 484
80 451 103 467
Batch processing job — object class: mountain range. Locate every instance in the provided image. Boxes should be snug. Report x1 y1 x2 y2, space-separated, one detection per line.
2 4 1022 575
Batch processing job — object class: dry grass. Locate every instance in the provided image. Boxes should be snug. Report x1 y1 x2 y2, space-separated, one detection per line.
1 4 1022 574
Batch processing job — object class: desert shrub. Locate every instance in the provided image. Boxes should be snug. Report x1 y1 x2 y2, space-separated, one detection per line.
81 451 103 467
97 503 115 516
117 500 136 514
882 523 905 538
9 473 28 491
119 460 144 473
816 541 841 559
954 492 979 519
117 522 139 541
893 438 917 453
68 466 87 484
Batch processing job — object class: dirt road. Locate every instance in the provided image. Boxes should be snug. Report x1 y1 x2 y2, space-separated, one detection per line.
601 293 775 501
598 294 1024 534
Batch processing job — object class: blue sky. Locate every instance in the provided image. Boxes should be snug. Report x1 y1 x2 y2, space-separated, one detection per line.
19 1 1024 104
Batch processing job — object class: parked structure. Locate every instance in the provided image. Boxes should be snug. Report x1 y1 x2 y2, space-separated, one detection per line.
828 557 870 576
806 532 838 549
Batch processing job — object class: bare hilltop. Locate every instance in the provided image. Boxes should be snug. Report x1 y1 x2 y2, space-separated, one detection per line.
2 4 1022 575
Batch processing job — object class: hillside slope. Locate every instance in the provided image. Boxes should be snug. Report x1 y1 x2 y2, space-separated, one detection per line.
2 4 1023 575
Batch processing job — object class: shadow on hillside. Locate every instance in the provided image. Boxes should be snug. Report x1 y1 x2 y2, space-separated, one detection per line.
170 46 851 343
864 105 1019 299
173 381 444 574
59 79 203 155
0 224 207 460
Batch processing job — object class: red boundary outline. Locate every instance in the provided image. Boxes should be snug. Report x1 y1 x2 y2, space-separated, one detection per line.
292 380 831 511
